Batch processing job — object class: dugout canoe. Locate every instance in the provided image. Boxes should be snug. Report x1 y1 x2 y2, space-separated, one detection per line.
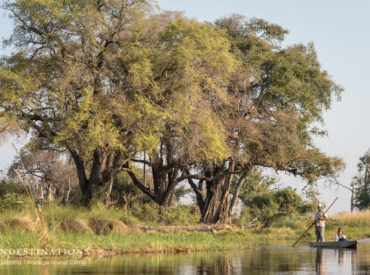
310 241 357 249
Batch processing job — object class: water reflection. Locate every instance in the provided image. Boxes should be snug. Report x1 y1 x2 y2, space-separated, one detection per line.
335 248 344 265
0 241 369 274
315 248 325 274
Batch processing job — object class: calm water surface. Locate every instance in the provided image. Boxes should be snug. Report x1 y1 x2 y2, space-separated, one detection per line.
0 240 369 274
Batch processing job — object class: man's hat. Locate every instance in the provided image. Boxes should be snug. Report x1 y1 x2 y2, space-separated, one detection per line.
317 203 323 208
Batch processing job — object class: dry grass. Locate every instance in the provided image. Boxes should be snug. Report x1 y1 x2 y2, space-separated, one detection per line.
7 217 38 232
333 210 370 227
0 220 5 231
89 219 130 235
55 220 93 233
11 143 50 246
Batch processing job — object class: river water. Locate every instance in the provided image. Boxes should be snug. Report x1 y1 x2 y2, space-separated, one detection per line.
0 240 369 274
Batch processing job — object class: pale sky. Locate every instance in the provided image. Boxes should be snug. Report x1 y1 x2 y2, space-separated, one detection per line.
1 0 370 213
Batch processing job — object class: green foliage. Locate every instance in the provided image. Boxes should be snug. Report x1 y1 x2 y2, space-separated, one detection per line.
274 187 303 213
129 201 160 224
110 173 143 206
0 1 343 212
41 202 82 228
297 200 316 215
0 178 27 212
0 0 238 207
0 231 41 248
128 201 198 226
157 205 199 226
0 193 25 212
355 185 370 210
0 199 369 252
353 151 370 210
214 14 344 183
0 178 25 197
238 169 313 227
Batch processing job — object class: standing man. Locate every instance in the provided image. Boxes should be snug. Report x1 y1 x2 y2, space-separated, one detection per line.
314 203 328 242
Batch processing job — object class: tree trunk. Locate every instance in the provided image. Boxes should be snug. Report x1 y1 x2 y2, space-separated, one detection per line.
104 176 114 205
162 188 175 207
63 179 71 205
152 165 168 206
127 157 179 208
70 148 125 206
89 149 107 189
228 170 249 217
188 177 205 213
152 165 179 208
70 151 91 205
200 178 223 223
127 168 156 201
214 161 235 224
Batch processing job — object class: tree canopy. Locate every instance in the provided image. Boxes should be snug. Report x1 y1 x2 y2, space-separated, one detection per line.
0 0 236 205
353 150 370 210
1 1 344 221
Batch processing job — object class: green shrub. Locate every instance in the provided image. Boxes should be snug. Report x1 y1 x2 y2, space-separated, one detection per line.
42 202 81 228
159 205 199 225
0 193 26 212
271 216 306 230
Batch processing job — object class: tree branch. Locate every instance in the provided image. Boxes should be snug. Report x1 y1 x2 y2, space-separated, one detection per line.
124 164 155 200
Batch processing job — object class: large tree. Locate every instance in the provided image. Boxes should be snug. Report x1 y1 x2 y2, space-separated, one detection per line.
0 1 344 217
125 18 236 207
0 0 236 205
0 0 165 205
187 15 344 223
121 17 236 207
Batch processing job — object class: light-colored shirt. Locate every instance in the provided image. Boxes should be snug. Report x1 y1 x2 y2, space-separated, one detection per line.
315 210 328 227
335 234 347 241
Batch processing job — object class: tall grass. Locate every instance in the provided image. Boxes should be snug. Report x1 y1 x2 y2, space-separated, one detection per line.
11 144 41 219
52 231 249 252
334 210 370 228
0 231 41 248
0 203 369 251
11 144 49 245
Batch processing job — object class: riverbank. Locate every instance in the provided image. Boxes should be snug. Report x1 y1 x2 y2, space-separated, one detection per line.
0 225 369 256
0 204 369 255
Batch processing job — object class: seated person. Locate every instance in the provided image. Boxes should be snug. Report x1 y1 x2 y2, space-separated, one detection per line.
335 228 347 241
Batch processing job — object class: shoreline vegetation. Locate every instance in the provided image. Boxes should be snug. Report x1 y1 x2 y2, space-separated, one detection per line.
0 204 369 256
1 0 369 263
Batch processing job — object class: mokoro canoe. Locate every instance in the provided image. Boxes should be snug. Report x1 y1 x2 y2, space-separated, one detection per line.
310 241 357 249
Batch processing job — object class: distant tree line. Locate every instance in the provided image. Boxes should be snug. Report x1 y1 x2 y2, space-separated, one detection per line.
0 0 344 223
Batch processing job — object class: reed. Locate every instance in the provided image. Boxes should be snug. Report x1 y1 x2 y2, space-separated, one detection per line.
11 144 49 244
333 210 370 228
0 204 369 252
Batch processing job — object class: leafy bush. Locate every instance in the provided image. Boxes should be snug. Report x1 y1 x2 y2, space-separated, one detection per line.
129 201 199 225
237 170 314 228
0 193 26 212
0 179 25 198
158 205 199 225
